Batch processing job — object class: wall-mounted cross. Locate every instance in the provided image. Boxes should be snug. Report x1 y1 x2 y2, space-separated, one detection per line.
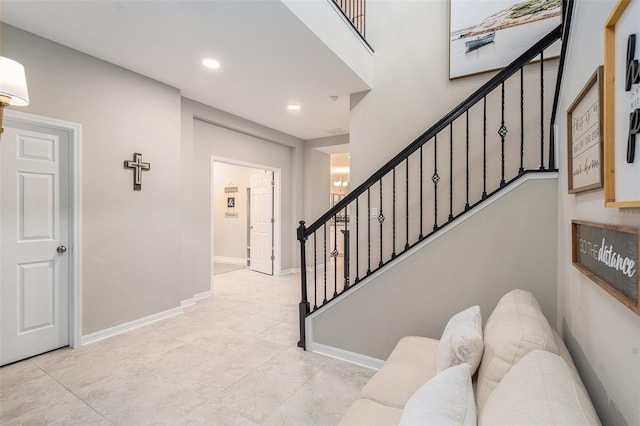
123 153 150 191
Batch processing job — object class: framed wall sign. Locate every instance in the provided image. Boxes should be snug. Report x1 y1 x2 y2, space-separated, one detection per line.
567 66 604 193
603 0 640 207
572 220 640 316
449 0 561 79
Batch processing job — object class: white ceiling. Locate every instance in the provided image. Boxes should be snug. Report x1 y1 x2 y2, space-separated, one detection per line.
1 0 370 140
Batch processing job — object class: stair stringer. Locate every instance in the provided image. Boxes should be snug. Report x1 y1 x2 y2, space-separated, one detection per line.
305 173 558 367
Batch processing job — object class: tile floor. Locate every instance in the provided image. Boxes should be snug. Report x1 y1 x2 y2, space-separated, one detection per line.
0 269 375 425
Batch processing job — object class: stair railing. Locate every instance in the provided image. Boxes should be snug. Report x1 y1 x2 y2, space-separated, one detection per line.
298 24 564 350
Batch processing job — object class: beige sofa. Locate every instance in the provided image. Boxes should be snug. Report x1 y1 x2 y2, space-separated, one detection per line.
339 289 601 425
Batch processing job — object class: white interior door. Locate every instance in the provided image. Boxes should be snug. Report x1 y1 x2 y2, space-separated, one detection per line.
249 172 273 275
1 123 70 366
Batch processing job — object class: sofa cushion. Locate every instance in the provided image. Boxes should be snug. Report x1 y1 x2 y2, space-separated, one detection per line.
338 398 403 426
399 363 476 426
480 350 600 425
476 289 558 410
361 336 439 408
437 305 483 374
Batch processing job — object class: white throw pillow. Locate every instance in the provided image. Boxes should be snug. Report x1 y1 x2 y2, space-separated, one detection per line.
476 289 558 411
480 350 600 425
437 305 483 374
399 363 476 426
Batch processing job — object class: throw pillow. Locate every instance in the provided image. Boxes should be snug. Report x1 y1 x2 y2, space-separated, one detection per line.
437 305 483 374
399 363 476 426
480 350 600 425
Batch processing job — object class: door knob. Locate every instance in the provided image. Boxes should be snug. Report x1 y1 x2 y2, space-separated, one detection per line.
56 246 67 254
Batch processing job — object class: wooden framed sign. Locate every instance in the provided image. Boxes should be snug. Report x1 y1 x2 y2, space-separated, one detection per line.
572 220 640 315
603 0 640 207
567 66 604 193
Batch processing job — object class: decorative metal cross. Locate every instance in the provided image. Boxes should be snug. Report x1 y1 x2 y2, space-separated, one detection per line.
123 153 150 191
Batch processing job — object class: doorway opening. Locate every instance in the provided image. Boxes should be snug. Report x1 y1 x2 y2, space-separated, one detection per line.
210 157 281 288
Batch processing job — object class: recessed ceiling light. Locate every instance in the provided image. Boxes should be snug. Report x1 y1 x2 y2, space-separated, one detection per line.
287 104 301 111
202 58 220 69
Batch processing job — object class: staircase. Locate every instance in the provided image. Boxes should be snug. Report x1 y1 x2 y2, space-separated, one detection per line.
297 2 573 350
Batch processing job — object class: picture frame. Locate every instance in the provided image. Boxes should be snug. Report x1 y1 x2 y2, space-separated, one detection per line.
603 0 640 207
567 66 604 193
449 0 562 80
572 220 640 316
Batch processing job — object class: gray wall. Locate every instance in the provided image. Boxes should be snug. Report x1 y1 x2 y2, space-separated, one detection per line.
312 177 558 360
1 25 183 334
555 2 640 425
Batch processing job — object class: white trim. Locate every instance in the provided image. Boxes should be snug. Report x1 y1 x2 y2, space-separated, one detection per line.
194 290 211 301
309 342 383 370
213 256 246 265
181 290 211 308
209 156 283 288
281 268 299 275
304 316 381 370
81 306 183 346
307 172 558 321
181 298 197 308
4 110 83 350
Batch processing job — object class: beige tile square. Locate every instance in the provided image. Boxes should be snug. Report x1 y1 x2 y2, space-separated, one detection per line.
75 367 203 424
212 369 305 424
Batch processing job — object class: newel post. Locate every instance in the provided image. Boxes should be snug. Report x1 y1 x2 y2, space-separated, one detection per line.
297 221 310 350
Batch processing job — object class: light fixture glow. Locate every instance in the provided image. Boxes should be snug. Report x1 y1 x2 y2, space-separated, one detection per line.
330 167 350 174
0 56 30 134
202 58 220 69
287 104 301 111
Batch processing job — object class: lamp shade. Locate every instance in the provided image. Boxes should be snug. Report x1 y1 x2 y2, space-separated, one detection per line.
0 57 30 106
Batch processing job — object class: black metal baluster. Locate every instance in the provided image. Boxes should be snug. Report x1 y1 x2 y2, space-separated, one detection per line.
482 97 487 199
433 135 440 231
449 124 454 222
520 67 525 174
419 146 424 240
499 82 507 187
367 187 371 275
392 168 396 258
465 111 470 210
378 179 384 268
323 223 327 304
355 197 360 283
333 214 338 298
539 50 545 170
313 231 317 310
343 205 349 290
405 157 410 251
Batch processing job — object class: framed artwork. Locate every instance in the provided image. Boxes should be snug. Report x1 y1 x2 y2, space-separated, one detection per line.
572 220 640 316
449 0 562 79
603 0 640 207
567 66 604 193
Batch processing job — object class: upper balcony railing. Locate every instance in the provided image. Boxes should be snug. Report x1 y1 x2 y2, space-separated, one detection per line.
332 0 366 41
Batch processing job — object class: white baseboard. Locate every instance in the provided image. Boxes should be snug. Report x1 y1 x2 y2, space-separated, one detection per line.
280 268 299 275
308 341 384 370
213 256 246 265
194 290 211 301
181 290 212 308
81 306 184 346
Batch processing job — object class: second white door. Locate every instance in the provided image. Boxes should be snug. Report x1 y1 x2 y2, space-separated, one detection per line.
249 172 273 275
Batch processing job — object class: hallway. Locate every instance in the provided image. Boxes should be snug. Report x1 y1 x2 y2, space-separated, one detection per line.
0 270 374 425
